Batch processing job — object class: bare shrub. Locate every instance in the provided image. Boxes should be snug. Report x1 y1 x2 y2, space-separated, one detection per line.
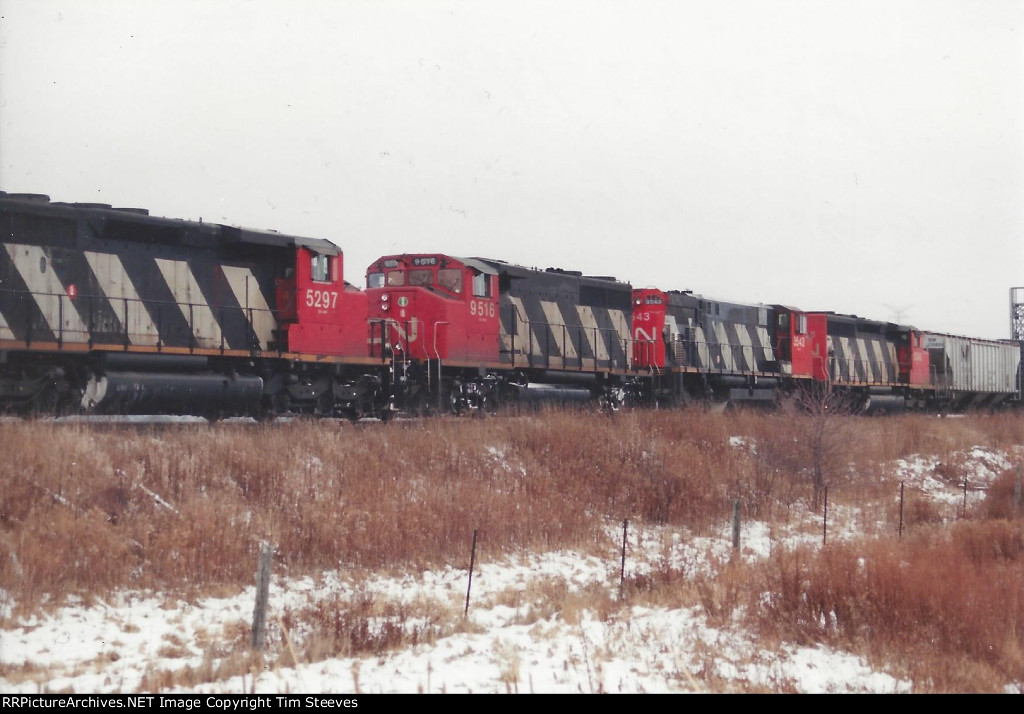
748 521 1024 692
282 589 445 663
902 492 947 526
981 468 1024 521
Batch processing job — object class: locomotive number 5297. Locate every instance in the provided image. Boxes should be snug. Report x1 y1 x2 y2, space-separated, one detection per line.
306 289 339 310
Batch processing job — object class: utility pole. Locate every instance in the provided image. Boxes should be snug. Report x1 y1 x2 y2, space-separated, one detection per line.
1011 288 1024 341
1012 288 1024 400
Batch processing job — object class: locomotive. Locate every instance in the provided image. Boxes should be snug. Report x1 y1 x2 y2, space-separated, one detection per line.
0 192 382 417
1 192 1020 418
365 254 637 413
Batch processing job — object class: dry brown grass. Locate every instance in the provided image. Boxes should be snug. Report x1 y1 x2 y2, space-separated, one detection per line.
1 408 1023 692
736 519 1024 692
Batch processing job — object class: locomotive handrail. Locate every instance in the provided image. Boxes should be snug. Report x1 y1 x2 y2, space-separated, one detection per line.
516 318 630 371
432 321 449 408
432 321 448 361
632 338 658 370
368 316 420 360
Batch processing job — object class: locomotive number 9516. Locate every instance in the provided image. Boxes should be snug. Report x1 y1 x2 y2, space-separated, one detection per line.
470 300 495 318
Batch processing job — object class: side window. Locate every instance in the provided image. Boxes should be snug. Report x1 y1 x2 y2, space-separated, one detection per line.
438 269 463 293
471 271 490 298
311 254 331 283
796 314 808 335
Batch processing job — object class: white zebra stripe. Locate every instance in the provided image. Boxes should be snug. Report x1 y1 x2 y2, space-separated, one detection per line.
886 342 898 380
222 266 277 351
712 321 732 370
0 309 12 340
154 258 222 349
836 336 854 381
576 305 610 362
504 296 542 359
757 325 774 363
540 300 577 361
871 340 886 381
5 243 89 341
735 324 756 370
608 309 631 364
695 326 710 368
856 338 872 382
83 251 159 346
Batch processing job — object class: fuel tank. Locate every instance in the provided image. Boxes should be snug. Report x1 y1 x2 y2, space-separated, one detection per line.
82 371 263 415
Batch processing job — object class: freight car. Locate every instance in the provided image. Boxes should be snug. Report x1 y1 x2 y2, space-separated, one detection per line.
0 193 385 417
922 332 1020 410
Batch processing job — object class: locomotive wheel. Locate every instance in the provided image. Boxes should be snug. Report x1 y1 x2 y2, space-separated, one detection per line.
406 388 434 417
31 384 61 417
478 391 500 417
315 389 336 418
272 391 292 416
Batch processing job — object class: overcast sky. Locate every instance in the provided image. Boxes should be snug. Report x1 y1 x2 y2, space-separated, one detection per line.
2 0 1021 338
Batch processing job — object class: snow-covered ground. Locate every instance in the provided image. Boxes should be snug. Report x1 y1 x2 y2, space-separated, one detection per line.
1 443 1018 694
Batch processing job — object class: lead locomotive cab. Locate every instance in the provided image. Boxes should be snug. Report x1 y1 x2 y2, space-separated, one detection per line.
366 255 500 364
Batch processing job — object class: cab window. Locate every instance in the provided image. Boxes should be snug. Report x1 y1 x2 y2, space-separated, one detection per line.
471 271 490 297
409 269 434 287
386 271 406 287
367 272 385 289
438 269 463 293
311 254 331 283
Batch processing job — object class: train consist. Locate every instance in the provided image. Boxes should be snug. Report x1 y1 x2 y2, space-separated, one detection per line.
1 192 1020 418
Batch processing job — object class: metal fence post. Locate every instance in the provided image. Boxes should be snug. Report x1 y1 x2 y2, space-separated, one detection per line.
731 499 741 550
619 519 628 599
464 529 478 617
